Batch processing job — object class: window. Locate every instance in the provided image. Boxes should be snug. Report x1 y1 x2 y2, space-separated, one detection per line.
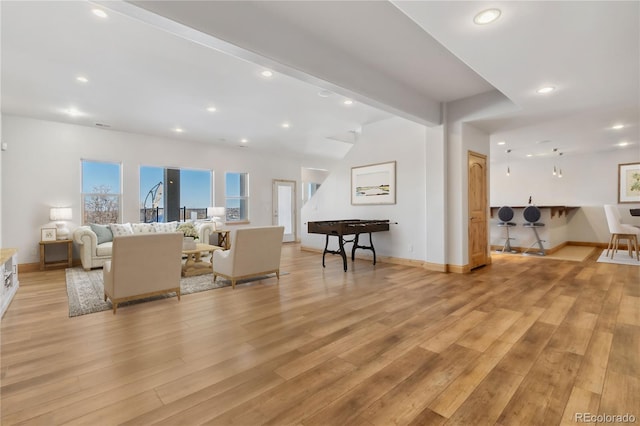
225 172 249 222
140 166 212 222
82 160 121 224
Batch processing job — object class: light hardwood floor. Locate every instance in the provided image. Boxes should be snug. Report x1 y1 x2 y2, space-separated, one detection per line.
1 245 638 425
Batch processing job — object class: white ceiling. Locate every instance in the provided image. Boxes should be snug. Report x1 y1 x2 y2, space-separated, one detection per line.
2 1 638 163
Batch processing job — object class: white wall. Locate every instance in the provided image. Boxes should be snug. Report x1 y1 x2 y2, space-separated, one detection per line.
1 115 309 264
490 148 640 243
301 116 428 262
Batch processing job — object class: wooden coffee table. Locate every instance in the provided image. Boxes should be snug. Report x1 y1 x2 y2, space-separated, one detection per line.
182 243 222 277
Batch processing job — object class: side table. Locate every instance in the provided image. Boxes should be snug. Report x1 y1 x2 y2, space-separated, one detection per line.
212 230 231 250
39 239 73 271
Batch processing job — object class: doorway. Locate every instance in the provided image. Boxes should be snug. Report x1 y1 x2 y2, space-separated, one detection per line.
468 151 488 269
273 179 296 242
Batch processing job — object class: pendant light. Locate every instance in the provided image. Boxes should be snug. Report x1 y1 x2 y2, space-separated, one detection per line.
558 152 563 178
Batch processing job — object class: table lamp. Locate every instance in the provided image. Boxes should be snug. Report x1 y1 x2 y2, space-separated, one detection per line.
207 207 226 229
50 207 72 240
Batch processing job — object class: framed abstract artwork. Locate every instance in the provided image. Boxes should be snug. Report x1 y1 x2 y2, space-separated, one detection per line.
351 161 396 205
618 162 640 203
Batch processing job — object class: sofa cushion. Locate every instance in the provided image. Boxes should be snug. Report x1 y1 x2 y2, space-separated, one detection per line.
110 223 134 237
132 223 155 234
96 241 113 257
151 221 177 233
90 223 113 244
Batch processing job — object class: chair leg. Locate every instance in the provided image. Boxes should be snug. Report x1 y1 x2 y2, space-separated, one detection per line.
276 270 280 280
232 279 236 289
606 234 614 257
177 288 181 301
113 302 118 315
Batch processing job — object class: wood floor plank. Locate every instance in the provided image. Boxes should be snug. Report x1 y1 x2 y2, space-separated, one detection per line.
496 349 583 425
1 244 638 425
444 367 525 425
302 346 439 426
360 344 481 425
559 386 601 425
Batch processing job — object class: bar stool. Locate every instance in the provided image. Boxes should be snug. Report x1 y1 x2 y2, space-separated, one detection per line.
522 205 546 256
496 206 517 253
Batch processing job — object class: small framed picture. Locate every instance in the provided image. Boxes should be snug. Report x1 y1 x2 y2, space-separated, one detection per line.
41 227 57 242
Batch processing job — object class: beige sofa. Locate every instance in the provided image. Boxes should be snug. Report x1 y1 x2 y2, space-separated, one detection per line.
213 226 284 289
103 232 183 314
74 221 215 270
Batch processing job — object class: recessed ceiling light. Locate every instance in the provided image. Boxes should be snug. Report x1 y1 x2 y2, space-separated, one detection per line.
497 141 506 145
343 99 354 105
526 154 533 157
76 76 88 83
206 106 217 113
281 122 290 128
240 138 248 143
261 70 273 78
473 9 501 25
536 86 556 94
618 141 630 147
318 90 333 98
92 9 108 18
66 107 84 117
174 128 184 133
611 124 624 130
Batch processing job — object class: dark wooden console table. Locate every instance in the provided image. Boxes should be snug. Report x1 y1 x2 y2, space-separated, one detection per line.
308 220 390 271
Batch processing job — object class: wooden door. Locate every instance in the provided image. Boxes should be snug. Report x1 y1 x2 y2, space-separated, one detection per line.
468 151 488 270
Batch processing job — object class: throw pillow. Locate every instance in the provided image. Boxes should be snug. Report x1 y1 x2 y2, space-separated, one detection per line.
110 223 134 237
151 221 178 233
89 223 113 245
131 223 155 234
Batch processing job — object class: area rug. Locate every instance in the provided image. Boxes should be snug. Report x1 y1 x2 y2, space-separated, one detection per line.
544 245 594 262
65 268 283 317
596 249 640 266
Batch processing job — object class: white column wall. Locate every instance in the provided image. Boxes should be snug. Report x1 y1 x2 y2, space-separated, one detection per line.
1 115 305 264
425 124 447 266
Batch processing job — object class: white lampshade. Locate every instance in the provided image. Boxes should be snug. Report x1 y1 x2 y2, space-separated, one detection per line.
207 207 225 218
50 207 72 240
50 207 72 221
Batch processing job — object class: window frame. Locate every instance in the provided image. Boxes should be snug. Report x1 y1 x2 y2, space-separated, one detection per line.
224 172 250 223
139 165 213 222
81 159 123 225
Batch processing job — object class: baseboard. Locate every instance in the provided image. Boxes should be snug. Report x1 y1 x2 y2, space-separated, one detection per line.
19 259 81 273
300 245 451 273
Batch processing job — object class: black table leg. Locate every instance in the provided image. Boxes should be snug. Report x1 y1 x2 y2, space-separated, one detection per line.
339 236 347 271
369 232 377 265
351 234 359 261
322 234 329 267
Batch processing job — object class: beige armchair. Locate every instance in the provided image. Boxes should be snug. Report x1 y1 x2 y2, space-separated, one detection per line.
103 232 183 313
213 226 284 289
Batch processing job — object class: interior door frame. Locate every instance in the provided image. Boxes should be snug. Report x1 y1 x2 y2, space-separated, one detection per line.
272 179 297 243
